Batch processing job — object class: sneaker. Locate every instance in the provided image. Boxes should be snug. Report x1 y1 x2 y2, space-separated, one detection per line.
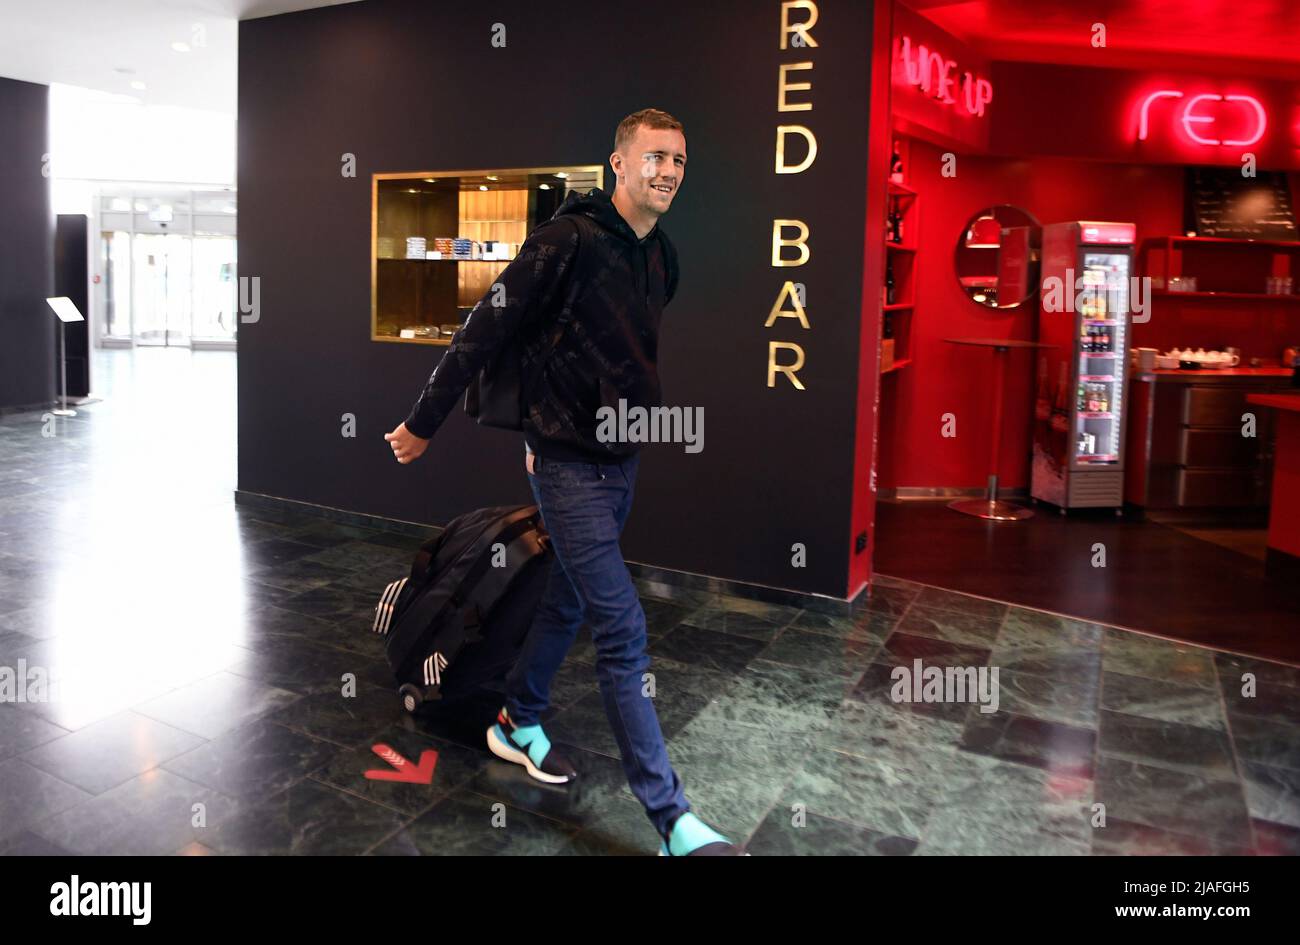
658 812 746 856
486 707 577 785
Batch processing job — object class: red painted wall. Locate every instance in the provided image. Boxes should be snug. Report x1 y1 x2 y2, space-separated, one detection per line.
849 0 895 597
877 139 1185 490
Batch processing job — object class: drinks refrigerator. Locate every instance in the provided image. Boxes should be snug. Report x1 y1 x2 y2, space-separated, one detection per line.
1031 221 1135 511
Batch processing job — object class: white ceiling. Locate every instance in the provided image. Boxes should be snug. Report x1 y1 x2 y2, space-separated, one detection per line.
0 0 362 115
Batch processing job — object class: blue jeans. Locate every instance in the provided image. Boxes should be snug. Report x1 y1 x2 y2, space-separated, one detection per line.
504 449 690 838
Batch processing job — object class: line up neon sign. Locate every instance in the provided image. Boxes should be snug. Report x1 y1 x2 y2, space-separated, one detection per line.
896 35 993 118
1137 90 1267 147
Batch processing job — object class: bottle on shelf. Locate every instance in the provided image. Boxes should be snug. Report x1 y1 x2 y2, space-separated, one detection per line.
885 258 896 305
890 140 904 184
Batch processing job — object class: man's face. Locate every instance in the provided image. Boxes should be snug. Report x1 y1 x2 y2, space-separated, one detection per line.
614 125 687 217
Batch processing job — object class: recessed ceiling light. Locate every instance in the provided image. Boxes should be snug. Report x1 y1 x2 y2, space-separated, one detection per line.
485 175 498 181
554 172 569 179
422 178 435 183
539 183 551 190
171 41 191 53
479 185 488 191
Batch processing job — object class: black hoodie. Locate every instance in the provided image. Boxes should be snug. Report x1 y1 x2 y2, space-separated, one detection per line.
402 188 679 463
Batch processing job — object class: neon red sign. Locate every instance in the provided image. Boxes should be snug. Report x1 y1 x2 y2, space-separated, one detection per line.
897 35 993 118
1137 90 1267 147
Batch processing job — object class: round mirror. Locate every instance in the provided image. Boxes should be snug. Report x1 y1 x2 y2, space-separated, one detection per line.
955 205 1041 309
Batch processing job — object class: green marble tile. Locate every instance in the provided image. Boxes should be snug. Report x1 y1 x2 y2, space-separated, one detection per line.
746 806 917 856
1099 709 1237 781
1214 652 1300 693
851 583 915 619
648 624 766 674
785 746 963 840
1252 819 1300 855
208 777 407 855
1094 754 1251 846
1227 713 1300 771
372 790 575 856
757 627 880 678
867 574 924 598
916 756 1093 855
994 667 1100 728
1090 817 1252 855
988 643 1102 685
1100 629 1217 690
1101 671 1226 732
1219 675 1300 727
997 608 1105 652
658 717 799 839
912 586 1008 621
555 792 658 856
1240 761 1300 829
28 769 237 856
709 659 854 736
639 597 694 635
960 708 1096 779
815 699 965 758
895 603 1003 649
679 595 801 641
785 607 896 643
269 683 409 748
849 661 978 725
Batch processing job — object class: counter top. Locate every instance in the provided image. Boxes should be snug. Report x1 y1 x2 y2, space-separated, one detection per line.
1135 367 1293 384
1247 392 1300 413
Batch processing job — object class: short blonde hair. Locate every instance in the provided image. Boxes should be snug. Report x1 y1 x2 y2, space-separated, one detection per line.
614 108 685 152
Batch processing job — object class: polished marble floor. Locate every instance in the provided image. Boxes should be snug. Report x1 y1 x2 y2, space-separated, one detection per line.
1 349 1298 855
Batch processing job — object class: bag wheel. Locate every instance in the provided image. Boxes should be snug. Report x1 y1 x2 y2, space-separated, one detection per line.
398 684 423 714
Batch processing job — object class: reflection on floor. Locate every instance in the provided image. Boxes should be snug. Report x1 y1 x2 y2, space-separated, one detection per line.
1 349 1298 855
1148 510 1271 564
874 500 1300 665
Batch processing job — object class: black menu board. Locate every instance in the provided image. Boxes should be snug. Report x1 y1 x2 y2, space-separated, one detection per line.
1185 167 1298 240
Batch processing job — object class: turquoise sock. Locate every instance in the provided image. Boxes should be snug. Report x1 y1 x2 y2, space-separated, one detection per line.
508 722 551 768
668 812 730 856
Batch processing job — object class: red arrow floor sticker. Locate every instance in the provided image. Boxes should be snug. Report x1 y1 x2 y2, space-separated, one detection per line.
364 743 438 784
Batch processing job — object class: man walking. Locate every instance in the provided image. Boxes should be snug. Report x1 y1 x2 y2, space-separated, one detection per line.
385 109 742 856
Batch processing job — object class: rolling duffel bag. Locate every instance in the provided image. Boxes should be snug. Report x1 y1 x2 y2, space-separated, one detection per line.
372 504 552 713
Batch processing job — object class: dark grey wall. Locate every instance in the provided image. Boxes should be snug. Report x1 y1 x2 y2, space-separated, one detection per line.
0 77 53 409
237 0 875 598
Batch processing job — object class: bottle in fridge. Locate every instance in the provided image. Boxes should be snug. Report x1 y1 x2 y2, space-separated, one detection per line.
1030 221 1135 511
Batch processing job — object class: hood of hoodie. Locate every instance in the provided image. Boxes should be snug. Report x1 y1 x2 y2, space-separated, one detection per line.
553 188 658 246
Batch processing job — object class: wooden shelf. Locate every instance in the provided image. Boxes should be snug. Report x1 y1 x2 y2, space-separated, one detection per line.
1152 289 1300 302
1160 235 1300 250
379 257 513 263
882 143 918 382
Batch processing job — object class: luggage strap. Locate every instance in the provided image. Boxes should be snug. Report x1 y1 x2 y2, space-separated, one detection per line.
412 515 548 696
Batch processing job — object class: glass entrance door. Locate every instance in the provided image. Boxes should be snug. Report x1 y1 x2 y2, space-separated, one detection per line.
132 233 193 346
